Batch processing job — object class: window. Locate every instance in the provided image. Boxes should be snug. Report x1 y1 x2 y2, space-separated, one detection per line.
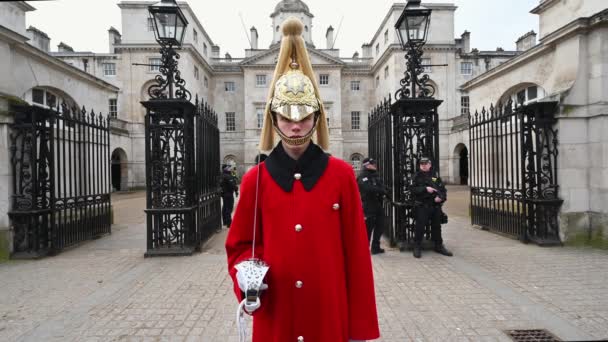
384 30 388 44
204 76 208 88
350 81 360 91
193 28 198 43
351 154 363 171
256 107 264 129
461 96 469 116
149 58 161 72
32 88 44 105
226 112 236 131
46 92 56 108
109 99 117 118
225 82 235 92
384 66 389 79
147 18 154 32
375 76 380 88
103 63 116 76
351 111 360 130
194 66 199 80
422 58 432 73
256 75 266 87
528 86 537 100
319 74 329 85
460 62 473 75
203 43 207 56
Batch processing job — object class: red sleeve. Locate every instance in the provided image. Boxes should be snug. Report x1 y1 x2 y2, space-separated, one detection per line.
225 166 264 303
339 162 380 340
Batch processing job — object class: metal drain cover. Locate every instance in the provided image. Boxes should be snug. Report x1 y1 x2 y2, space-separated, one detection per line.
505 329 562 341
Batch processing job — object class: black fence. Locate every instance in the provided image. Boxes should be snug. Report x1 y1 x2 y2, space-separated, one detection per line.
469 100 562 245
368 95 442 247
142 97 221 256
9 104 111 258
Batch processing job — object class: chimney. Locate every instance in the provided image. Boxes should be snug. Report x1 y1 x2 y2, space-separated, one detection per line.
326 26 334 49
516 31 537 52
361 43 372 58
26 26 50 52
461 31 470 53
250 26 258 49
57 42 74 52
108 26 122 53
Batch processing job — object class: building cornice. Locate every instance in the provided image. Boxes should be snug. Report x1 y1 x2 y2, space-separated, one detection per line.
0 24 29 44
14 1 36 12
12 41 120 92
530 0 559 15
461 9 608 91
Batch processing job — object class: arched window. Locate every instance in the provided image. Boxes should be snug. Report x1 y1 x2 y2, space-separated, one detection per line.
28 86 77 112
350 153 364 171
498 83 546 108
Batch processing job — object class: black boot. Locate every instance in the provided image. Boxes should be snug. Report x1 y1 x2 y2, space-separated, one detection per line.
434 244 453 257
413 244 421 258
371 245 385 255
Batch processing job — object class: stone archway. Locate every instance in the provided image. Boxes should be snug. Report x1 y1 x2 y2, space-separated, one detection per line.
111 148 129 191
453 143 469 185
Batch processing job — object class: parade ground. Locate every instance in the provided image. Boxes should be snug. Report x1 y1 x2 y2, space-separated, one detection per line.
0 186 607 342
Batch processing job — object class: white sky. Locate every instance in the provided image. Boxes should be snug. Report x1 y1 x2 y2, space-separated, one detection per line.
25 0 540 57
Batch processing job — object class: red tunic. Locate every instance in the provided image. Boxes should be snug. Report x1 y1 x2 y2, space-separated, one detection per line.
226 155 380 342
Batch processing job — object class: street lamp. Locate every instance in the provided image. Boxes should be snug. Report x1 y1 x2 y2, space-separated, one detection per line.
394 0 434 99
147 0 191 100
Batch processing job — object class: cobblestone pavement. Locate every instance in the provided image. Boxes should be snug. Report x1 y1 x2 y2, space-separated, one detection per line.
1 187 607 341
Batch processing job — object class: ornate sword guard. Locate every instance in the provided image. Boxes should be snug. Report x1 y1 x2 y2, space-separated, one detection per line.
235 258 269 304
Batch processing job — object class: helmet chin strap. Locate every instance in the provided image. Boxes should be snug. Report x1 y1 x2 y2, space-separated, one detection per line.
272 113 319 147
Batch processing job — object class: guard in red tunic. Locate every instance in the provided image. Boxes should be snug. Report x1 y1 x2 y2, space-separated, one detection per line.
225 17 380 342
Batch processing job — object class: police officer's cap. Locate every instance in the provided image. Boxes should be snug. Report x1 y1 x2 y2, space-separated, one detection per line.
419 156 431 164
222 164 233 172
362 157 377 166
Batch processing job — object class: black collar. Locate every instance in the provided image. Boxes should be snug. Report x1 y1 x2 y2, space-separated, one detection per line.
264 142 329 192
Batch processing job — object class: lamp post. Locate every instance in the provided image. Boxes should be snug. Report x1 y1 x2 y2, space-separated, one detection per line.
147 0 191 100
394 0 433 99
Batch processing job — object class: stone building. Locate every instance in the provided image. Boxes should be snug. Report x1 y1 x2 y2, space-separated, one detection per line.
47 0 518 184
460 0 608 243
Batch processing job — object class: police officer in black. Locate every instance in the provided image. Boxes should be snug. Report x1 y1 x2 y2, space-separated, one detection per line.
358 158 388 255
409 156 453 258
220 164 239 228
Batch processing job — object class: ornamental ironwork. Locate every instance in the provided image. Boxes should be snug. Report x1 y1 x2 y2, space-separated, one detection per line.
469 100 562 245
9 103 111 258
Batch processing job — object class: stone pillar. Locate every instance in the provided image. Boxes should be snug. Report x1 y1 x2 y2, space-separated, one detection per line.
0 97 15 259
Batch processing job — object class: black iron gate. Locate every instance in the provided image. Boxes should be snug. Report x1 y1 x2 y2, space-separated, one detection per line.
369 96 442 246
469 100 562 245
142 97 221 256
9 104 111 258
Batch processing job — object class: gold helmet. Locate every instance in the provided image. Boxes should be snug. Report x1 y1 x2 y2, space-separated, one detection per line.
259 17 329 151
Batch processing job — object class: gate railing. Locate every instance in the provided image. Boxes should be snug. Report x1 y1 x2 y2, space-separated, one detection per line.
142 96 220 256
369 95 442 247
9 104 111 258
469 100 562 245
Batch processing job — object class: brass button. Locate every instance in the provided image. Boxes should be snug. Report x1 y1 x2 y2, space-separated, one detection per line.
295 224 303 232
297 337 304 342
332 203 340 210
294 173 302 180
295 280 303 288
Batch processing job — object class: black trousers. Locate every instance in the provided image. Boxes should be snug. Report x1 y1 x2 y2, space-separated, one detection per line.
222 195 234 226
413 206 443 245
365 213 384 249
